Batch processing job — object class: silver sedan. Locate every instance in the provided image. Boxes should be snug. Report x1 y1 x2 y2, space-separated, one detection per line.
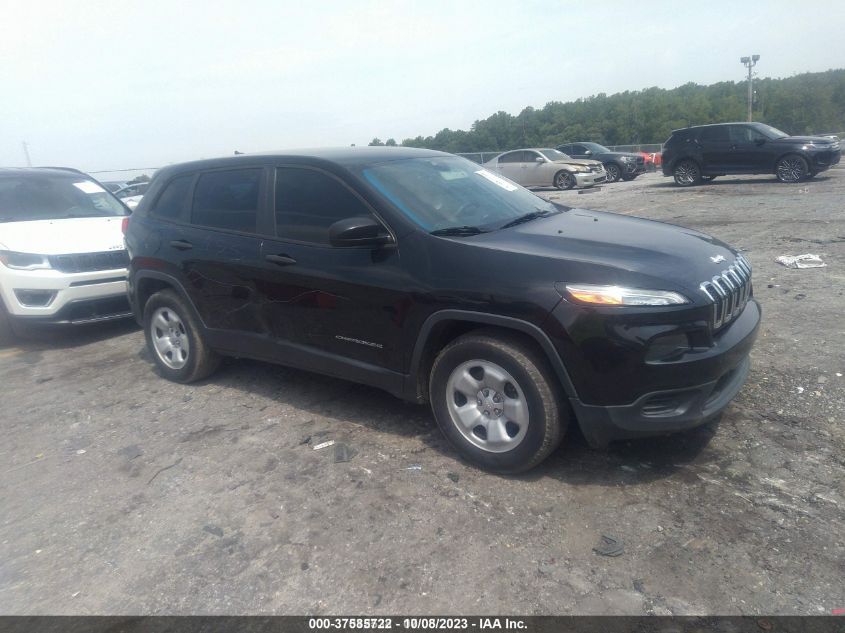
482 148 606 190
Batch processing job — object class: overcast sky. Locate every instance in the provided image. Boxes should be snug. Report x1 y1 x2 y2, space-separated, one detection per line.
2 0 844 178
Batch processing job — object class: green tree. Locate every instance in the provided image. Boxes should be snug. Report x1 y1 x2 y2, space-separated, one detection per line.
379 69 845 152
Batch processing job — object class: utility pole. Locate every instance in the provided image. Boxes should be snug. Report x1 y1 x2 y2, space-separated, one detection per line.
21 141 32 167
740 55 760 122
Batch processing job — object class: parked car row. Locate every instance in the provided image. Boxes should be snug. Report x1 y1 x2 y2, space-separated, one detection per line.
1 144 764 473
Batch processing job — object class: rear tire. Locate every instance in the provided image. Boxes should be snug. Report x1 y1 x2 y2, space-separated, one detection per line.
673 159 702 186
429 330 567 473
554 171 575 190
604 163 622 182
776 154 809 183
621 173 637 181
143 289 220 383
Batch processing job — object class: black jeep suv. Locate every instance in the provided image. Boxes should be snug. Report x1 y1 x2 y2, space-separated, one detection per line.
556 142 646 182
662 122 841 186
125 148 760 473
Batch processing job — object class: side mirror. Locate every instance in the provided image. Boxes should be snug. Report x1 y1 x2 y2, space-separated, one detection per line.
329 216 393 248
535 156 545 163
584 150 592 156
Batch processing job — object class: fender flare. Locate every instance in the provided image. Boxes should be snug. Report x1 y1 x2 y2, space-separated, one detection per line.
131 270 208 330
407 309 577 400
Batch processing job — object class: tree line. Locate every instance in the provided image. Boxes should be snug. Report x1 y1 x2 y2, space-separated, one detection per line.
368 69 845 152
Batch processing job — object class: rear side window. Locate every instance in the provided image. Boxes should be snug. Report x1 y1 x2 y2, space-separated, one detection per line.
191 169 261 233
729 125 767 143
698 126 730 142
275 168 373 245
150 174 193 221
498 152 523 164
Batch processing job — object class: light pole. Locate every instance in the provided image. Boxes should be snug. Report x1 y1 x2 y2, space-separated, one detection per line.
740 54 760 122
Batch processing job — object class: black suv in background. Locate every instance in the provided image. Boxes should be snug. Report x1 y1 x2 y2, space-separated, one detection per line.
662 122 841 186
556 142 646 182
125 148 760 473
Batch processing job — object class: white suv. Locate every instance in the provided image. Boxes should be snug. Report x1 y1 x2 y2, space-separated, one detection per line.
0 168 132 344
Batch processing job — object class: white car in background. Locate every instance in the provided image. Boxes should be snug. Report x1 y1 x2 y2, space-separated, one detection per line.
482 148 607 190
114 182 149 211
121 194 144 210
0 168 132 345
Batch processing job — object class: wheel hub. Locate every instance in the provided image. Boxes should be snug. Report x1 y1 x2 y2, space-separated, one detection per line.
477 388 504 418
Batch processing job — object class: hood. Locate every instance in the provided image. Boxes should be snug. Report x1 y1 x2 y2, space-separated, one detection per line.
0 216 126 255
773 135 838 145
467 209 739 298
596 151 641 159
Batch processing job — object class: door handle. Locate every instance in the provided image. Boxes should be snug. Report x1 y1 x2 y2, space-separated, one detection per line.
169 240 193 251
265 254 297 266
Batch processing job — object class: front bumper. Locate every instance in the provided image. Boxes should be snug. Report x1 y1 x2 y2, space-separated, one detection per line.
0 266 130 323
547 297 761 446
573 171 607 187
622 160 647 175
572 355 751 447
810 148 841 171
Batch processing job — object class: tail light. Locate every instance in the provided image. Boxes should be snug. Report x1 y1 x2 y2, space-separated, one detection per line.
121 216 129 235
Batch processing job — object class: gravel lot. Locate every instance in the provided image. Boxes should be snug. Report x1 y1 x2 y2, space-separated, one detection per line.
1 168 843 616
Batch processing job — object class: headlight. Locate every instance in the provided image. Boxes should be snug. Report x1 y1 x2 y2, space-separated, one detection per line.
0 251 51 270
559 283 689 306
573 166 589 173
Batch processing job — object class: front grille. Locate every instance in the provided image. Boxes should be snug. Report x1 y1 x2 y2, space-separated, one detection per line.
635 156 644 165
700 255 752 331
48 250 129 273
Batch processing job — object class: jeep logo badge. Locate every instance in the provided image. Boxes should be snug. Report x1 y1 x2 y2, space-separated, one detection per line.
710 255 726 263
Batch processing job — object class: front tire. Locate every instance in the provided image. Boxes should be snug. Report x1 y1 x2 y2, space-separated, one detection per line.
621 173 638 181
143 289 220 383
776 154 809 183
429 330 566 473
673 159 702 186
554 171 575 190
604 163 622 182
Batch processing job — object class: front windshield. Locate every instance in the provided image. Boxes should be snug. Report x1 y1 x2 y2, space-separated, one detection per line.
540 149 571 161
361 156 562 233
752 123 789 139
584 142 610 153
0 175 128 223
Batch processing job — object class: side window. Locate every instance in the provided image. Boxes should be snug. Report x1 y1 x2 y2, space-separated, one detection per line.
558 145 572 154
524 151 542 162
275 167 374 245
570 144 588 155
729 125 765 144
699 126 730 142
498 152 521 164
191 169 261 233
150 175 193 221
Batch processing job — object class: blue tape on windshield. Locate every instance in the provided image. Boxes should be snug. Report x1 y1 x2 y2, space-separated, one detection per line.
362 169 431 231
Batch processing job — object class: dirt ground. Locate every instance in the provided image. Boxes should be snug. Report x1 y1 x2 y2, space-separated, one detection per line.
1 168 843 616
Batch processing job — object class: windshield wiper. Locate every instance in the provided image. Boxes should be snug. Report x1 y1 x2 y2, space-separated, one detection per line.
499 209 557 229
430 225 487 236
